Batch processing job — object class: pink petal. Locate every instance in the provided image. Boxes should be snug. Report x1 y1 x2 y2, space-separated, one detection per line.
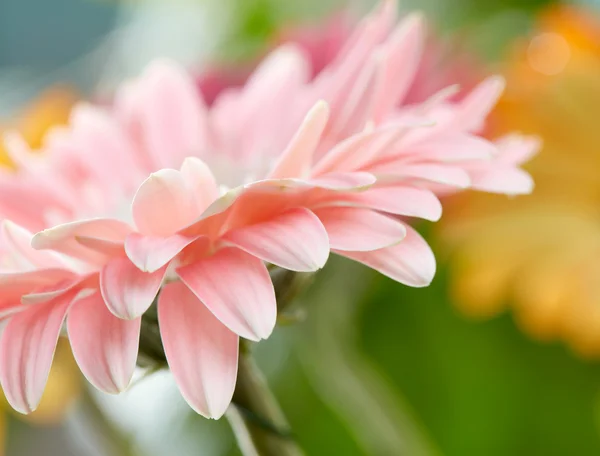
269 101 330 179
311 129 376 175
31 218 132 262
21 274 96 305
495 134 541 165
1 221 66 269
373 13 424 120
338 225 436 287
223 207 329 272
469 167 534 195
132 169 200 236
446 76 505 132
405 133 496 162
180 157 219 214
373 163 471 188
100 257 167 320
344 186 442 221
0 291 74 414
314 207 406 251
0 269 78 304
68 291 141 394
158 281 238 419
125 232 202 273
309 171 377 191
328 52 384 138
136 60 209 169
177 247 276 341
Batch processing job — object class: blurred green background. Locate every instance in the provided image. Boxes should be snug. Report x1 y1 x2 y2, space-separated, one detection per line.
2 0 600 455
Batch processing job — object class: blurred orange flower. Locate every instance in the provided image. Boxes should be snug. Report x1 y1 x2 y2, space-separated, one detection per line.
438 5 600 357
0 87 80 451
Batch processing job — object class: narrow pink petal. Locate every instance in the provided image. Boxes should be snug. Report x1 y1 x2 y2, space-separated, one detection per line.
100 257 167 320
177 247 276 341
309 171 377 191
124 232 202 273
75 236 125 257
21 274 96 305
269 101 330 179
31 218 132 262
137 60 209 169
328 52 383 138
70 104 144 187
314 207 405 251
495 134 541 165
373 163 471 188
158 281 238 418
344 186 442 221
180 157 219 214
469 167 534 195
405 133 496 162
1 221 66 269
132 169 200 236
446 76 505 132
0 269 77 304
223 207 329 272
373 13 424 120
0 291 74 414
68 291 141 394
338 225 436 287
311 129 376 175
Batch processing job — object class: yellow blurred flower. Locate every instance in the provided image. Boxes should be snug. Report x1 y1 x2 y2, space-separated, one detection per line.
0 87 77 166
438 6 600 357
0 88 81 451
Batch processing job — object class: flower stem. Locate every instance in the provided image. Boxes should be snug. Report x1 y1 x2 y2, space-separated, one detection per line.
228 349 303 456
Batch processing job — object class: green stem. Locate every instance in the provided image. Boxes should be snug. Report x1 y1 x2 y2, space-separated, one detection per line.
228 350 303 456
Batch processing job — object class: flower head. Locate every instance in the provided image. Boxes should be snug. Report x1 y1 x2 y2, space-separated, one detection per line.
0 1 535 418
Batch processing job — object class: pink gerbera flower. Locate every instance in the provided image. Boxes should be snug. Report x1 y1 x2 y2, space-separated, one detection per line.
0 1 537 419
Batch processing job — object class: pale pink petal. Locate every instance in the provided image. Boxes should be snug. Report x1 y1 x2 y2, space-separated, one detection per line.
1 221 66 269
312 128 376 175
373 163 471 188
338 225 436 287
158 281 238 418
309 172 377 191
177 247 276 341
132 169 200 236
100 257 167 319
125 232 202 273
69 104 144 187
313 120 429 175
404 133 496 162
314 207 406 251
328 52 383 138
180 157 219 214
75 236 125 257
343 186 442 221
269 101 330 179
31 218 132 262
445 76 505 132
469 167 534 195
222 207 329 271
68 291 141 393
0 269 78 303
0 291 74 414
21 274 96 305
373 13 424 120
137 60 209 169
495 134 541 165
